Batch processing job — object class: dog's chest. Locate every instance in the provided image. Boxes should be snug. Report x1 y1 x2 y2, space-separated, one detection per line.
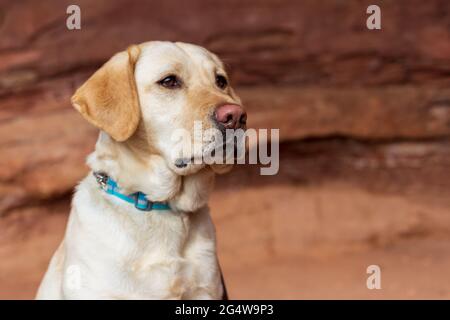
104 210 220 299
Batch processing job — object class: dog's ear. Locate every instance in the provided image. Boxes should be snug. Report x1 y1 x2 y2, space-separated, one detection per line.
71 45 141 141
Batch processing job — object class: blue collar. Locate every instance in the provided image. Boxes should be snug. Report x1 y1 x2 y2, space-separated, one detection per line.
93 172 171 212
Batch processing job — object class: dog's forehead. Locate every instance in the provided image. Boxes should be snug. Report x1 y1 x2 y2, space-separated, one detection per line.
137 41 223 73
175 42 223 66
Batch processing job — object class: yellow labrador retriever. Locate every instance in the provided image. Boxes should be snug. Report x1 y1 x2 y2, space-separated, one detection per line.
36 41 246 299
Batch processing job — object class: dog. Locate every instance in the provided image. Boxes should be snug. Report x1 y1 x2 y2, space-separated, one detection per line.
36 41 246 299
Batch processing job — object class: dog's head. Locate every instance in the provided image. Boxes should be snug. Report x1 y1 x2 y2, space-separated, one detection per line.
72 41 246 175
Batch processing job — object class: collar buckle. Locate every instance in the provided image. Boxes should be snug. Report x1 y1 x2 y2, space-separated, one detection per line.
133 192 153 211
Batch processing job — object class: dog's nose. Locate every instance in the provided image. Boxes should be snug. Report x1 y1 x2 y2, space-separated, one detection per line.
214 104 247 129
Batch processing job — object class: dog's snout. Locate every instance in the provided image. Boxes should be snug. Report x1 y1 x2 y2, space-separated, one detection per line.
214 104 247 130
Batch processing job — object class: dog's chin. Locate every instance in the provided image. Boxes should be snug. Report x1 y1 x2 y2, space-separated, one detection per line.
204 141 239 174
210 163 234 174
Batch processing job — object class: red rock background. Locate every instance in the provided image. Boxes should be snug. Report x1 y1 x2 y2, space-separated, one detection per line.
1 0 450 299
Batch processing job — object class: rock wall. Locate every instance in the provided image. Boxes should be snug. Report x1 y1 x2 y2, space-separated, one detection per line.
0 0 450 299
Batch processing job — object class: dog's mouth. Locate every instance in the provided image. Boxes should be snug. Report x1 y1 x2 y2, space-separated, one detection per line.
174 157 193 168
174 136 245 169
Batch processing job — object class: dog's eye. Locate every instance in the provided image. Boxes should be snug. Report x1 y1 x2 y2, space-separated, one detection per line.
158 75 182 89
215 74 228 89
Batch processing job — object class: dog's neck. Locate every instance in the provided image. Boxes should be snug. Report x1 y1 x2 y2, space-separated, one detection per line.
87 132 215 213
